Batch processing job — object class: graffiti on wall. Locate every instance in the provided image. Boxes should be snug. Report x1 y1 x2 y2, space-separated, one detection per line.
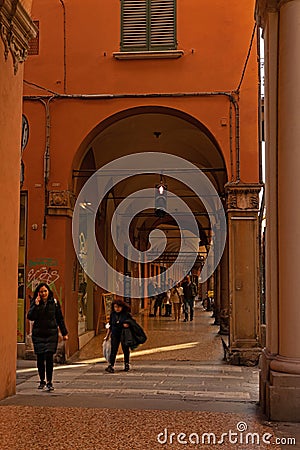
28 258 58 267
27 259 62 301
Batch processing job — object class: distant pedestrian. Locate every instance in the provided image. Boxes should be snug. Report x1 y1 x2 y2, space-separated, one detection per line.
104 299 132 373
163 289 172 317
27 282 68 391
170 284 182 321
154 291 164 317
182 275 197 321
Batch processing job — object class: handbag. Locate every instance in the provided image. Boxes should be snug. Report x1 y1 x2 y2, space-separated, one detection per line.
102 337 111 362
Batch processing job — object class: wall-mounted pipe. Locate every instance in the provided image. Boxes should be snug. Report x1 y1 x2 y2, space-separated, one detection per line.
24 89 240 183
229 102 234 182
230 94 240 182
59 0 67 93
32 96 54 239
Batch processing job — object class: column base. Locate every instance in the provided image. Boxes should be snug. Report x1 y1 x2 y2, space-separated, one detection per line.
24 333 36 360
229 348 261 366
219 308 229 335
213 313 221 326
260 350 300 421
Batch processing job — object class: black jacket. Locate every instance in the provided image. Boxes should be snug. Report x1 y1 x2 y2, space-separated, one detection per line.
27 298 68 354
109 310 132 338
121 317 147 350
182 281 197 299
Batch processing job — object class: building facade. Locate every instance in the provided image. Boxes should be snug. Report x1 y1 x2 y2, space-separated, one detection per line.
0 0 35 400
21 1 261 365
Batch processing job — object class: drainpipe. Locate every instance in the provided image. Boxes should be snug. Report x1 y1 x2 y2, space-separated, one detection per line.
37 96 54 239
59 0 67 93
230 93 240 182
44 97 53 185
229 102 234 182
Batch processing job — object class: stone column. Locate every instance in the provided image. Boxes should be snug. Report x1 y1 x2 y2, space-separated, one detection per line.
259 0 300 421
256 0 280 419
226 183 262 365
207 275 214 311
0 0 36 400
213 265 221 325
219 240 229 335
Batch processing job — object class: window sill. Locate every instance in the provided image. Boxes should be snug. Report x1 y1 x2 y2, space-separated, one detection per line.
113 50 184 60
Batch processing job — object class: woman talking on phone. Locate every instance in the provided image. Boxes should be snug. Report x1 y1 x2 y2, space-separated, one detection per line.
27 282 68 391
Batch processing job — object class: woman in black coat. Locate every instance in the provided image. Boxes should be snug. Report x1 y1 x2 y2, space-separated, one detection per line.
104 299 131 373
27 282 68 391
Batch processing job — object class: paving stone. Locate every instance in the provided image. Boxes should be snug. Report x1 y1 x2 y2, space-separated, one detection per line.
0 308 296 448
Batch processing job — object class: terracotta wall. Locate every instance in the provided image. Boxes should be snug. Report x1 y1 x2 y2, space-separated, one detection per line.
24 0 258 182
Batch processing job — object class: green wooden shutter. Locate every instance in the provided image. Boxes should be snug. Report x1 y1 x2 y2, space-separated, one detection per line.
121 0 148 51
121 0 176 52
150 0 176 50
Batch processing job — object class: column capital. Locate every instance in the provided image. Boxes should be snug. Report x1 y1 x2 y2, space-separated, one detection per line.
255 0 278 28
48 190 75 217
225 182 263 212
0 0 36 74
278 0 300 7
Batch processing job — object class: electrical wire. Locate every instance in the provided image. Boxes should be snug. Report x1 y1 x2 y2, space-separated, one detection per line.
236 23 257 93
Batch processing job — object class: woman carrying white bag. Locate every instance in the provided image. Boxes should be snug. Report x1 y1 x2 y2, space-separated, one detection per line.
103 299 131 373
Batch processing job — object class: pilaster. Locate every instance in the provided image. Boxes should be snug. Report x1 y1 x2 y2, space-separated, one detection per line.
255 0 278 28
226 183 262 366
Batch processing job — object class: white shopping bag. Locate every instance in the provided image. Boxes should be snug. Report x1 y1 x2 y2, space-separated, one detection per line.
102 337 111 362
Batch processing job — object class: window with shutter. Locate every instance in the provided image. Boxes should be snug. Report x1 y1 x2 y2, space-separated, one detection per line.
121 0 176 52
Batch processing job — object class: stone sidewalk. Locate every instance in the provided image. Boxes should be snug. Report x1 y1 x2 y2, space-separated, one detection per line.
0 306 299 449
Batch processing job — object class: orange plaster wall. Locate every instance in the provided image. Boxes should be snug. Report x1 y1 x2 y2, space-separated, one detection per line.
0 44 24 399
26 0 256 94
25 0 258 182
239 49 260 182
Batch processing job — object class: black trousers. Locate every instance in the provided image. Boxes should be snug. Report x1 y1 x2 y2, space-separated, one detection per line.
164 304 172 316
109 334 130 366
154 299 162 316
37 352 54 383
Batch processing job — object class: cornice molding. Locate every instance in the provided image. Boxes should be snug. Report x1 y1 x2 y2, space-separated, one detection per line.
0 0 36 74
255 0 278 28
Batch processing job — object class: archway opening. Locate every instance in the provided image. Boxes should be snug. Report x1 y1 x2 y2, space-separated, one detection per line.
73 107 228 363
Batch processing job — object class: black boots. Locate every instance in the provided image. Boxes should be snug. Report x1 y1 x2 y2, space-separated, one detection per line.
105 365 114 373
